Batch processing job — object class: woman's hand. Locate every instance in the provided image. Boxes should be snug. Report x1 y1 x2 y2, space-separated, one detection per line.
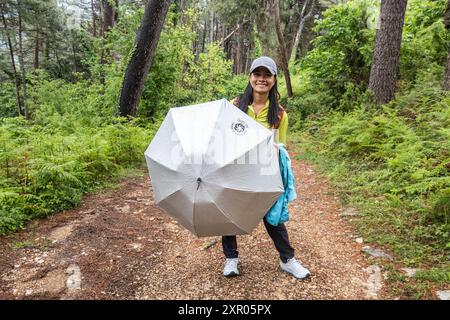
273 142 280 151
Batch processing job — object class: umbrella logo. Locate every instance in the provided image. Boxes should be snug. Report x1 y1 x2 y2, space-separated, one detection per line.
231 119 248 136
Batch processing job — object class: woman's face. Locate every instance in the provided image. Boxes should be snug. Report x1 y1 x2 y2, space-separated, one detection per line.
249 66 276 95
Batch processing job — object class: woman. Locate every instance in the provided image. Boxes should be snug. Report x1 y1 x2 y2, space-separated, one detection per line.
222 56 310 280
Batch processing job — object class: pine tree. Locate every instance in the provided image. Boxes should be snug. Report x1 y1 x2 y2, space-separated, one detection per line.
118 0 171 117
368 0 408 104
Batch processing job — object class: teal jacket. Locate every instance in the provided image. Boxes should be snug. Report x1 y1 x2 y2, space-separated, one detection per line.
264 143 297 226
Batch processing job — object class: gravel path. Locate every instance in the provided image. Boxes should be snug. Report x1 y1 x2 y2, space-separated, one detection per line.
0 146 389 300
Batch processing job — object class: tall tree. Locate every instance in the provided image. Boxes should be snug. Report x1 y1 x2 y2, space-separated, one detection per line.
289 0 316 64
118 0 171 117
1 4 22 116
17 3 29 119
34 27 40 69
102 0 118 33
272 0 293 97
442 0 450 91
368 0 408 104
100 0 119 84
91 0 98 37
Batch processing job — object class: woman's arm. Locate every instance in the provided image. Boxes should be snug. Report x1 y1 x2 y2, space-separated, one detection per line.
277 111 288 145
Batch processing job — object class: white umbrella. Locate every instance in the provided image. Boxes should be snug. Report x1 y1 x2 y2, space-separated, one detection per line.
144 99 283 237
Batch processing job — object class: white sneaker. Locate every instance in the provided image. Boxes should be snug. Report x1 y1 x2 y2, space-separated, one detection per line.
223 258 239 277
280 258 311 279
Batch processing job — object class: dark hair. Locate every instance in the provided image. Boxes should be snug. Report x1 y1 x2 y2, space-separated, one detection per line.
237 80 282 128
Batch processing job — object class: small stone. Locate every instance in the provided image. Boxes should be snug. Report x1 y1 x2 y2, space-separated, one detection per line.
365 265 382 299
340 208 359 217
25 289 33 296
355 237 364 244
362 246 392 259
436 290 450 300
400 268 417 278
130 243 142 250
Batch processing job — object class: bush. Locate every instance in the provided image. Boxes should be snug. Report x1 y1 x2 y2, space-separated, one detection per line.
294 80 450 266
0 117 153 235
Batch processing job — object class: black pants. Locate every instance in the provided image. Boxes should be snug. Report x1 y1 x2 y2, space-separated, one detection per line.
222 218 295 263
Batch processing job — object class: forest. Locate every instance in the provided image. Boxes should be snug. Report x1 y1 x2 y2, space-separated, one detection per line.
0 0 449 298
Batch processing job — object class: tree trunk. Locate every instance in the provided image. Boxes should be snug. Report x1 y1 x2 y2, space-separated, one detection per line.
91 0 97 37
18 9 29 119
273 0 293 97
118 0 170 117
44 38 50 68
368 0 408 105
100 0 119 85
102 0 118 33
201 21 207 53
34 28 40 69
72 37 78 73
179 0 185 23
290 0 315 65
209 7 214 44
1 9 22 116
442 0 450 91
235 23 245 74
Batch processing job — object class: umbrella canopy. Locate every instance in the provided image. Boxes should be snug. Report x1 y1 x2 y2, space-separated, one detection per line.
144 99 284 237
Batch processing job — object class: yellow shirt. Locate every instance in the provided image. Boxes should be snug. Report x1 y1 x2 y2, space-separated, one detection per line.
231 98 288 145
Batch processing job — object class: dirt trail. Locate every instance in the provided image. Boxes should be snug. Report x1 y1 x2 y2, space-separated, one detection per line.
0 147 392 300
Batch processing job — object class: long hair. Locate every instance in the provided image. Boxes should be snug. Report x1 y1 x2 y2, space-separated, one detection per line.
237 81 282 128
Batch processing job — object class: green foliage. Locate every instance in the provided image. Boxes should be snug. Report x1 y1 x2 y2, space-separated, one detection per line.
401 0 450 83
0 117 153 235
293 79 450 268
28 70 114 131
0 3 236 235
140 8 200 116
0 82 18 118
223 74 249 100
180 43 234 104
301 0 375 107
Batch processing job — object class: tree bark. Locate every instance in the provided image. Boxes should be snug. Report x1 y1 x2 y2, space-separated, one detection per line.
18 8 29 119
179 0 185 23
91 0 97 37
368 0 408 105
100 0 119 85
219 22 246 46
235 24 244 74
118 0 170 117
442 0 450 91
34 28 40 69
102 0 118 33
201 21 207 53
290 0 315 64
273 0 293 97
1 9 22 116
209 7 214 44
